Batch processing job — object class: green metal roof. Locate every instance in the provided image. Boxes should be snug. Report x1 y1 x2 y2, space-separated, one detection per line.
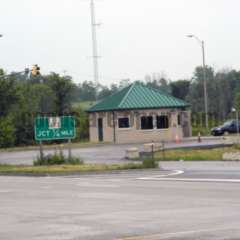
87 83 190 112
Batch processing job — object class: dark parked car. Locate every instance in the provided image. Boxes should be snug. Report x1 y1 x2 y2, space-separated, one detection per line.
211 119 240 136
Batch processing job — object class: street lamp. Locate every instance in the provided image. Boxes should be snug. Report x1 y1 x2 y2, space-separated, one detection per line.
232 108 239 136
187 34 209 130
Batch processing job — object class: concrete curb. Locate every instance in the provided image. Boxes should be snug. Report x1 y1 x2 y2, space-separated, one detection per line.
164 143 233 151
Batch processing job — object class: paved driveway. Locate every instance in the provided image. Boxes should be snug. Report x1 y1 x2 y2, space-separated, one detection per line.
0 139 227 165
0 144 142 165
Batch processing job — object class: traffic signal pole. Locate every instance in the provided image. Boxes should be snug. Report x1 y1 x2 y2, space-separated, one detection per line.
0 65 41 80
0 68 30 80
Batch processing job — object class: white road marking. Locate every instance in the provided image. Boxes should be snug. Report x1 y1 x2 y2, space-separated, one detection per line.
118 226 236 240
137 170 184 180
145 177 240 183
137 170 240 183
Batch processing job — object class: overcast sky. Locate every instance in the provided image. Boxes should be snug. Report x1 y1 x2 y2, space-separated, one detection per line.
0 0 239 85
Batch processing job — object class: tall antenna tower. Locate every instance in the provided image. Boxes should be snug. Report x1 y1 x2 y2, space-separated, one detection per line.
90 0 100 99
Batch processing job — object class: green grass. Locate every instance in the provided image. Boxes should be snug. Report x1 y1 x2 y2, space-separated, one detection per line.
154 147 240 161
0 162 156 175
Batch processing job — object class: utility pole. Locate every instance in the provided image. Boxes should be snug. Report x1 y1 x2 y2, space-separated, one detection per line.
232 108 239 137
201 40 209 130
90 0 100 100
187 35 209 129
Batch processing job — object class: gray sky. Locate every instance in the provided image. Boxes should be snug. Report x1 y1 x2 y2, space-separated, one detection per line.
0 0 239 85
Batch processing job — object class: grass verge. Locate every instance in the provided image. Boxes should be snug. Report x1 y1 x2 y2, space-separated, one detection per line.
154 147 240 161
0 162 155 175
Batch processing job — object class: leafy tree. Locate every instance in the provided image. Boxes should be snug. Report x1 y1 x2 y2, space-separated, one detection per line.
72 106 89 140
187 66 214 113
9 83 35 145
110 83 118 94
77 81 96 101
46 73 76 115
119 79 131 89
213 70 237 120
234 92 240 112
30 84 55 113
233 70 240 113
144 73 171 93
0 77 19 116
98 85 112 100
0 117 15 147
170 80 190 100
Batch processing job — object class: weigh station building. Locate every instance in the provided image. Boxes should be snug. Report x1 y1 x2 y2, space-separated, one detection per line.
87 83 191 144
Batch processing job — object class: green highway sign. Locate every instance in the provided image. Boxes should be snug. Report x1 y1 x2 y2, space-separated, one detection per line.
34 116 76 141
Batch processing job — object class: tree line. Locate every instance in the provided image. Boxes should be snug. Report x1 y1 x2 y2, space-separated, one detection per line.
77 66 240 121
1 65 240 147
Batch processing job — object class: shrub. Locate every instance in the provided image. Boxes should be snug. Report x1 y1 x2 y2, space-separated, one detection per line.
142 158 158 168
68 157 83 165
34 152 83 166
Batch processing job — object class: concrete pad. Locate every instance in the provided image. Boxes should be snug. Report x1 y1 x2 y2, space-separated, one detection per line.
126 148 139 159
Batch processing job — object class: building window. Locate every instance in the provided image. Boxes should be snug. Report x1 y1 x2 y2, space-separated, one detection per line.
141 116 153 130
118 117 130 128
178 114 181 125
156 115 169 129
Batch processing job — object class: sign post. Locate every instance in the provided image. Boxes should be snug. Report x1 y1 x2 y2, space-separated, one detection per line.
39 141 44 162
34 116 76 161
68 139 72 161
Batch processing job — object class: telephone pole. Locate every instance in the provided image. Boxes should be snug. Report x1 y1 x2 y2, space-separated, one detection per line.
187 35 209 129
90 0 100 100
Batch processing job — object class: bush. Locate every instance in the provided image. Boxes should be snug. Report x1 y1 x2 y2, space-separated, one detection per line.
34 152 83 166
0 117 16 148
142 158 158 168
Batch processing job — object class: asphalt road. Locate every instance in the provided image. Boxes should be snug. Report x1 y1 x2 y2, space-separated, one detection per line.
0 139 227 165
1 163 240 240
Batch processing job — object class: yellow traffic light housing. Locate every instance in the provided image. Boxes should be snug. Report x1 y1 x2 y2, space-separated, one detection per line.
31 64 40 76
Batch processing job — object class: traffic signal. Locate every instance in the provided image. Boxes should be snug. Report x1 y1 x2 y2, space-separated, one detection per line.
31 64 40 76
